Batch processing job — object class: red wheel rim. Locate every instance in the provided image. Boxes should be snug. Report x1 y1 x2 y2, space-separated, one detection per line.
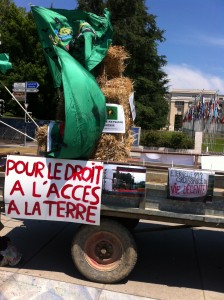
84 231 123 271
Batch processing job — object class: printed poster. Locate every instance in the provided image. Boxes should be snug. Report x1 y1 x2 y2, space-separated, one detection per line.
103 104 125 133
103 163 146 196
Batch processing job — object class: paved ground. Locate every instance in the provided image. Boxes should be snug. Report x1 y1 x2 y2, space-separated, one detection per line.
1 213 224 300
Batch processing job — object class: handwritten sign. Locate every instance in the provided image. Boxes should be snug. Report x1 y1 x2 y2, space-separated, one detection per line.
168 168 214 199
4 156 104 225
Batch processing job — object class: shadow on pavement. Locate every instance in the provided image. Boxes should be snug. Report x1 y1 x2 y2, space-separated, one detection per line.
3 218 224 294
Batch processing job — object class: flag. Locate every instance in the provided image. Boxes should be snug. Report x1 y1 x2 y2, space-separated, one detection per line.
31 6 112 159
48 46 107 159
0 53 12 74
129 92 136 121
31 6 113 87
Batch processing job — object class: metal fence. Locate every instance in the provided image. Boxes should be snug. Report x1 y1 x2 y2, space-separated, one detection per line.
183 120 224 153
0 117 49 144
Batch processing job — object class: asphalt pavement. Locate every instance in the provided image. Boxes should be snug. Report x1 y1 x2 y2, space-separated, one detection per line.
1 213 224 300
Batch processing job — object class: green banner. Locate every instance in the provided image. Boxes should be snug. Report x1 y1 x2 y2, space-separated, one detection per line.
31 6 112 87
0 53 12 74
31 6 111 159
49 47 106 159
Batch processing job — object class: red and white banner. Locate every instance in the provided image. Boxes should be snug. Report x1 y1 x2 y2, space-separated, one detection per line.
168 168 213 198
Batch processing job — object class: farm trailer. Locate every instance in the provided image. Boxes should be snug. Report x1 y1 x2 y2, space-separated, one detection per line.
0 157 224 284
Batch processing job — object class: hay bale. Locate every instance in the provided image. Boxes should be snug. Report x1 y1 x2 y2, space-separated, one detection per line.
92 134 130 162
36 125 48 154
102 77 134 131
97 45 130 83
36 125 48 147
102 77 133 104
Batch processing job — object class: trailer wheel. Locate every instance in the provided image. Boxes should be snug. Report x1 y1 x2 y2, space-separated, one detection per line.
71 218 137 283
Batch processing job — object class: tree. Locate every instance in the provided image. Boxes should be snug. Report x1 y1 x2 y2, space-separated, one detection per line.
77 0 169 129
0 0 57 119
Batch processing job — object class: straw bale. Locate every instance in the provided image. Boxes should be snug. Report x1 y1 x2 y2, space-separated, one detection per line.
123 129 135 148
36 125 48 147
92 134 131 162
97 45 130 81
102 77 134 132
96 65 107 88
107 45 130 61
102 77 133 103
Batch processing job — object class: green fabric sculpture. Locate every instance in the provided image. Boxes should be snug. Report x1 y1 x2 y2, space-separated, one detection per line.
31 6 113 159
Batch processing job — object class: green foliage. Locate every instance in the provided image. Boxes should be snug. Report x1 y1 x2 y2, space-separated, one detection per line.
77 0 169 130
0 0 169 126
0 1 56 119
141 130 194 149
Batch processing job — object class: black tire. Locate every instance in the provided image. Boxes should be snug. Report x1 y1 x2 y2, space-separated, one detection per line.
71 218 138 283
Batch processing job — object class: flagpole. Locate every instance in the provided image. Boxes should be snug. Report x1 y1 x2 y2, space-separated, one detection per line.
0 81 40 128
192 95 196 138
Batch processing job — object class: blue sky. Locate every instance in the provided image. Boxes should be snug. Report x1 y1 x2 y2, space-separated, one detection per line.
13 0 224 94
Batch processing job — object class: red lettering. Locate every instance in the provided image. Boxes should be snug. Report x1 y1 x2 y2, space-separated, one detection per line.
82 185 92 203
61 184 73 199
94 166 103 184
25 201 32 215
81 167 93 182
56 201 66 217
47 162 62 180
24 201 41 216
7 200 20 215
66 202 76 218
43 200 57 216
63 163 103 184
90 186 100 205
47 163 54 179
171 183 180 195
73 165 83 181
71 185 83 200
46 183 60 198
43 200 86 221
6 159 15 176
32 182 41 197
64 164 74 180
33 202 41 215
10 180 24 196
54 163 63 179
75 203 86 220
41 200 97 224
6 159 45 178
86 206 97 224
64 164 82 180
34 162 45 178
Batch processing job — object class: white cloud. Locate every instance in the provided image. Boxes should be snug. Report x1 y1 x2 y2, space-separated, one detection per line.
198 35 224 47
164 64 224 94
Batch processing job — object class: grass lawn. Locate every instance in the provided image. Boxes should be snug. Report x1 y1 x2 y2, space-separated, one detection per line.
202 138 224 153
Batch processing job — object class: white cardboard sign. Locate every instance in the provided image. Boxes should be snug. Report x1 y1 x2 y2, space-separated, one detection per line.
168 168 212 198
4 155 104 225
